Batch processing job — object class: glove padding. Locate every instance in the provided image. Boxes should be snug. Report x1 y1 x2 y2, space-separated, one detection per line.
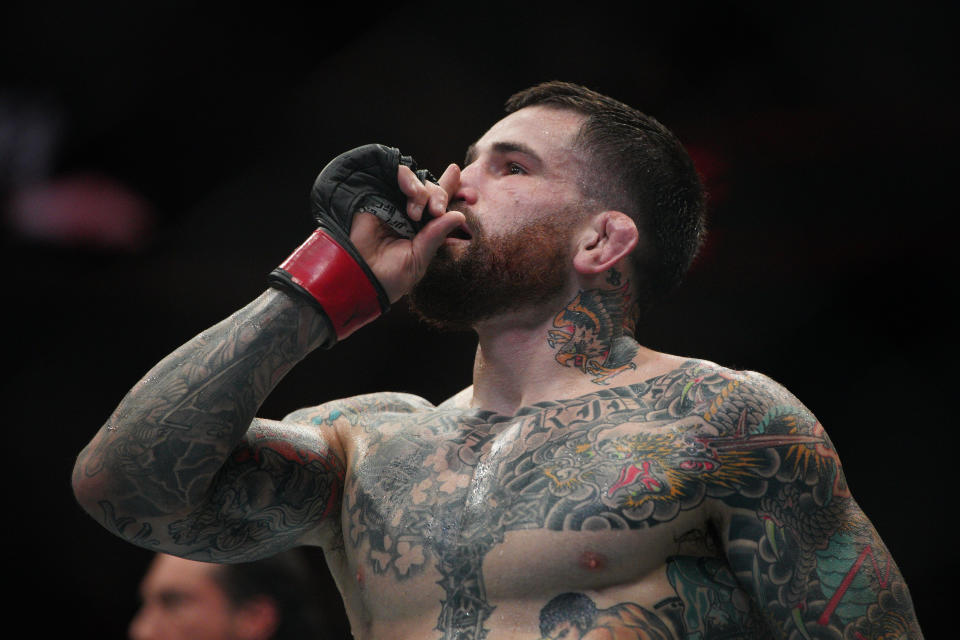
313 143 438 240
268 144 436 347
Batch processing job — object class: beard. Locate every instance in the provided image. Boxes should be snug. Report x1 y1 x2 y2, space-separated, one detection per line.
408 207 575 331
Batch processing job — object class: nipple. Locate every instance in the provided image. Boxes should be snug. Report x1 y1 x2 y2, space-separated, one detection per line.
579 551 607 571
356 567 366 590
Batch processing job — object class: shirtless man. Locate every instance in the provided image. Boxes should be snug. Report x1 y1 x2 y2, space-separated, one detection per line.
72 82 923 639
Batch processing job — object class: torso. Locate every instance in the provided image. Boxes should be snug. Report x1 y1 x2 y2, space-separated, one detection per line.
293 360 776 639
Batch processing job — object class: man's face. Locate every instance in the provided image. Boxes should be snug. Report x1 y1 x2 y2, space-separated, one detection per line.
410 106 591 329
544 620 585 640
128 555 245 640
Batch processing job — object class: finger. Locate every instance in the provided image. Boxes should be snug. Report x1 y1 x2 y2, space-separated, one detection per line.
398 165 428 221
397 164 422 196
412 210 466 265
426 163 460 217
437 163 461 198
424 181 450 218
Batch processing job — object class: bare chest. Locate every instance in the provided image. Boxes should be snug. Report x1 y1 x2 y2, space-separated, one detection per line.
339 391 725 594
316 364 781 638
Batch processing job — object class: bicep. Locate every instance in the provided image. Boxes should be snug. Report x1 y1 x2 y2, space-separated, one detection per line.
149 417 346 562
712 424 921 637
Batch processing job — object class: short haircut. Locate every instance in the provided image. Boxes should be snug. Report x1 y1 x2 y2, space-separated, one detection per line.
211 549 326 640
505 81 707 312
539 592 599 637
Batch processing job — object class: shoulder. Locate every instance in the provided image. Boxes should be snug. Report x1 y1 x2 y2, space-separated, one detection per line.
282 391 436 427
682 363 852 509
669 360 818 435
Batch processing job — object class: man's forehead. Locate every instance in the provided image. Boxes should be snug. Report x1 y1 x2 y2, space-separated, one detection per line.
465 106 585 165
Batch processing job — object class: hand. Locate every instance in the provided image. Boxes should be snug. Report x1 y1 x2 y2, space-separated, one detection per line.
350 163 465 302
268 144 460 346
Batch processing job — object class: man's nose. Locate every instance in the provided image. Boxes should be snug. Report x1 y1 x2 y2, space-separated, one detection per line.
454 162 479 205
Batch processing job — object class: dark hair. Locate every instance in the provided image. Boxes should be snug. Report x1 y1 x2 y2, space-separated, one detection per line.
505 81 707 312
539 592 599 637
211 549 327 640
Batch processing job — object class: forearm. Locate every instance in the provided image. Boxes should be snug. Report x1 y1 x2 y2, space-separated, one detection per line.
72 288 330 523
722 498 923 638
73 145 458 550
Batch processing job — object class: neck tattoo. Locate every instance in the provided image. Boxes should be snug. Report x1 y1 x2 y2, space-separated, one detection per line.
546 269 640 385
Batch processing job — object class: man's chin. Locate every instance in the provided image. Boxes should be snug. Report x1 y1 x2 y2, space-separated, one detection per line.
408 266 481 333
406 305 477 333
410 214 573 332
409 262 568 334
407 291 533 334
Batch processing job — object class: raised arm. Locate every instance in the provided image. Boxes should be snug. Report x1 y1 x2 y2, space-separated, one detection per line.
711 373 923 638
72 146 464 561
72 291 344 560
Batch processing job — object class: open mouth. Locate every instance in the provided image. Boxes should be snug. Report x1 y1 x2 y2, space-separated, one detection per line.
447 223 473 241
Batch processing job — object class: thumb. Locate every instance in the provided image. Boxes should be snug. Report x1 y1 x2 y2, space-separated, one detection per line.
411 210 466 266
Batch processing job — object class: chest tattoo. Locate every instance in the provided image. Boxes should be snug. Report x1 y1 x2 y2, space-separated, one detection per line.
340 363 847 639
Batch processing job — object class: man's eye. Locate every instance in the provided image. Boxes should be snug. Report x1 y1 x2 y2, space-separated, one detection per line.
507 163 526 175
158 593 187 609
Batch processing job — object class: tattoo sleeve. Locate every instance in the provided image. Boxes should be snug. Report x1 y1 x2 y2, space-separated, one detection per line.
72 289 343 561
713 372 924 639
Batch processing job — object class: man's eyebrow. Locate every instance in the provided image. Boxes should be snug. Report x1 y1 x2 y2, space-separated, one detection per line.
492 141 541 163
463 141 542 166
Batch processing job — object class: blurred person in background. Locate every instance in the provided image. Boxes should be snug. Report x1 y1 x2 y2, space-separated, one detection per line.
129 549 330 640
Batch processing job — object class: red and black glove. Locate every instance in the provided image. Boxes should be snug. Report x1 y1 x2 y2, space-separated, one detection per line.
268 144 436 347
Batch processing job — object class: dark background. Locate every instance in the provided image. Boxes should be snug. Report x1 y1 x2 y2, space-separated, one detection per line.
2 1 952 637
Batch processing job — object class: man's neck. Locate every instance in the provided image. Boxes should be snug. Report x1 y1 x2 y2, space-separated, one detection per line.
467 276 668 416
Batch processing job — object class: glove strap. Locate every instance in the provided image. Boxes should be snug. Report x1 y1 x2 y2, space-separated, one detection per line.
269 229 383 343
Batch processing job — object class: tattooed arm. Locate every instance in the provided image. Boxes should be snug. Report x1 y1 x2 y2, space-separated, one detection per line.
711 372 923 638
72 289 346 561
71 152 463 561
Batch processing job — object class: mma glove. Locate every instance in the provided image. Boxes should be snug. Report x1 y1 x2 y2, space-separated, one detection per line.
268 144 437 347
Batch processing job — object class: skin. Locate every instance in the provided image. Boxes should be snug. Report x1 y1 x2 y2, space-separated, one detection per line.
74 105 923 639
129 554 277 640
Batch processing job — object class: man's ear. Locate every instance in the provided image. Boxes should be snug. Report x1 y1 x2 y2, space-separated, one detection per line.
573 211 638 275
